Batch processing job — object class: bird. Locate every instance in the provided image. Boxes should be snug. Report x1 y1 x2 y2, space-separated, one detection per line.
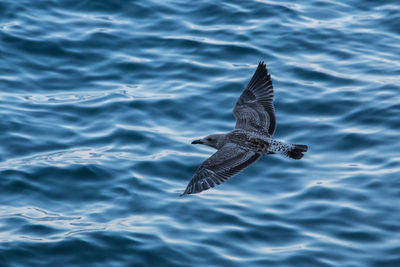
181 62 308 196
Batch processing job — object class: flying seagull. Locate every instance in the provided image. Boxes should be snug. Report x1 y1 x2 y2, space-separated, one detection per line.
181 62 308 196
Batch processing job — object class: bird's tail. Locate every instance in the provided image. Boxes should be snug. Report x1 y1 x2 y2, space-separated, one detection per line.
268 140 308 160
287 144 308 160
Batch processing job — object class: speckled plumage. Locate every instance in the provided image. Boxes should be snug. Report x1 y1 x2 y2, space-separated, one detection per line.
181 62 308 196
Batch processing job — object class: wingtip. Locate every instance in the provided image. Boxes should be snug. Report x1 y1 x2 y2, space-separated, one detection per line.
180 189 190 196
256 61 268 74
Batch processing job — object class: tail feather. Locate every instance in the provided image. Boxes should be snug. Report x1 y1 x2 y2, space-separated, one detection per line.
268 140 308 160
287 144 308 160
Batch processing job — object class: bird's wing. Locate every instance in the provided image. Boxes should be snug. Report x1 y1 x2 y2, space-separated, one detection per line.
233 62 276 136
181 143 261 195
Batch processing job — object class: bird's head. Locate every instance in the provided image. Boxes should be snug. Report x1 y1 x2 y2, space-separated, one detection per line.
191 134 225 149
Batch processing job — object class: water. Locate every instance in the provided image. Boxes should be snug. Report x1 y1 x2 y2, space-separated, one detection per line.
1 0 399 266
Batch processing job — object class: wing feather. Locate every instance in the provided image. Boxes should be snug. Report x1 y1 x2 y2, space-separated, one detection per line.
233 62 276 136
181 143 261 195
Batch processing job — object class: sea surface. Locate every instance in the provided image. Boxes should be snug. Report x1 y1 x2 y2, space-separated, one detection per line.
1 0 400 266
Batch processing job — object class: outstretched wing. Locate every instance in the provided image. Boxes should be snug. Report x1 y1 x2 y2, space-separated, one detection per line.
181 143 261 195
233 62 276 136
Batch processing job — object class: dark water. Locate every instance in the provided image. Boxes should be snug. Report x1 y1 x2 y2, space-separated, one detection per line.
1 0 400 266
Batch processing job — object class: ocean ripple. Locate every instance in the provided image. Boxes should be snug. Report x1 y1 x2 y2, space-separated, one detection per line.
1 0 400 266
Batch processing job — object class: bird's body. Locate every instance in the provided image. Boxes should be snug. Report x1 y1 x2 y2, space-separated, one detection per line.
181 62 308 196
227 129 271 154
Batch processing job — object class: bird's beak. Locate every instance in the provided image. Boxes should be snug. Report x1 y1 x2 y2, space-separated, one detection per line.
191 139 203 144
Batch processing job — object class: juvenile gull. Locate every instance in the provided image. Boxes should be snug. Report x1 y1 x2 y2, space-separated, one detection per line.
181 62 308 196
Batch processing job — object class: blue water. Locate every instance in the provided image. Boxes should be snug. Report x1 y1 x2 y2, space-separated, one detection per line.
1 0 400 266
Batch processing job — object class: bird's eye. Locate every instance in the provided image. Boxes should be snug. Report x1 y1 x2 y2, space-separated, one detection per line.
206 138 212 141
